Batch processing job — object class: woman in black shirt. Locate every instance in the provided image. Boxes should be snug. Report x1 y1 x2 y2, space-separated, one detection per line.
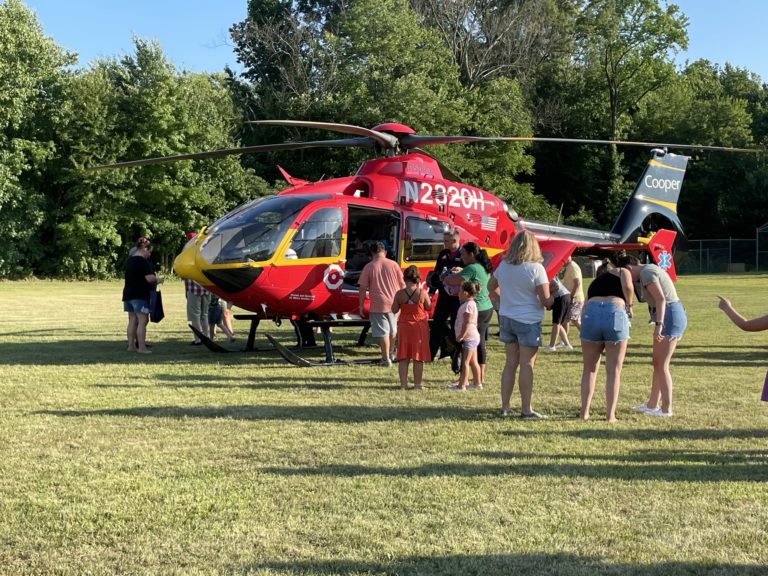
579 261 634 422
122 237 162 353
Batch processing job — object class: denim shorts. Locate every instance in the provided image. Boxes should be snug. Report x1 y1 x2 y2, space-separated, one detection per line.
499 316 542 347
124 299 150 314
652 301 687 340
581 301 630 344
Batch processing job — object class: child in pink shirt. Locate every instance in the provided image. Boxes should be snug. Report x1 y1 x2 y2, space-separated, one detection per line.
449 281 482 391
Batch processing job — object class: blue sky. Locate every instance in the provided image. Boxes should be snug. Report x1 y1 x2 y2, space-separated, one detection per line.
20 0 768 81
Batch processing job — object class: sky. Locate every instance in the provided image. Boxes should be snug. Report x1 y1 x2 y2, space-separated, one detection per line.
18 0 768 81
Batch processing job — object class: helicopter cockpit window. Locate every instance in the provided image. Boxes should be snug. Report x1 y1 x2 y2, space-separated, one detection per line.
404 217 448 262
199 195 318 264
288 207 342 259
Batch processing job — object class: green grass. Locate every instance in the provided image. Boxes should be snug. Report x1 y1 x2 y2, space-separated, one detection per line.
1 275 767 575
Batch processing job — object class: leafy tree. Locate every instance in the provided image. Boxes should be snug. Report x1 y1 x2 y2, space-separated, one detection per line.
0 0 74 278
409 0 578 91
52 39 271 277
575 0 688 140
230 0 557 218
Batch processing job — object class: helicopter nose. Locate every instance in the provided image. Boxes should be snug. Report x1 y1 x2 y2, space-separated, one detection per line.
173 243 209 285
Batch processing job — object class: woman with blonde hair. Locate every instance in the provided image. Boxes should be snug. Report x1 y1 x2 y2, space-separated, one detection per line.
488 231 554 418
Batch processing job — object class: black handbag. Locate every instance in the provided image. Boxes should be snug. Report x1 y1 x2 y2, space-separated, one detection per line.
149 289 165 323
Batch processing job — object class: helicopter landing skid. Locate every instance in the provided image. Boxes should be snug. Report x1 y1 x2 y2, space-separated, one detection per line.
265 332 380 367
189 325 237 353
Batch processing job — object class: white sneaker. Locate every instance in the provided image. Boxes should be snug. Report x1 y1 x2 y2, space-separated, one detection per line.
378 358 392 367
633 402 651 413
541 345 557 352
557 343 574 351
645 407 673 417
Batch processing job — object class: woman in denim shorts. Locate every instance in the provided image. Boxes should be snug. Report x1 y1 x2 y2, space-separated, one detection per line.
620 254 687 417
487 231 554 419
579 261 634 422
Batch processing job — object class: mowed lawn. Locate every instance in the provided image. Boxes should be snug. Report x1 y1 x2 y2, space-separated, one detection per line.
0 275 766 575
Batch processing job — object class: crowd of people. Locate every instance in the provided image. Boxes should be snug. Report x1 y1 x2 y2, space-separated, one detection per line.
123 229 763 421
357 228 697 422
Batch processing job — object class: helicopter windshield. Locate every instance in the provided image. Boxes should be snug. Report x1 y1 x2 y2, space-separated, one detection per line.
200 195 326 264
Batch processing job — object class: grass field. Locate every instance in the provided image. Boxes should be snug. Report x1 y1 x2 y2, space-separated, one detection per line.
1 275 766 575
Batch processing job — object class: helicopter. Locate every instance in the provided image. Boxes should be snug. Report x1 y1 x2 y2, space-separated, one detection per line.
94 120 752 364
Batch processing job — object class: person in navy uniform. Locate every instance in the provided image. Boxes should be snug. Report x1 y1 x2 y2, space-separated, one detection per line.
428 228 464 372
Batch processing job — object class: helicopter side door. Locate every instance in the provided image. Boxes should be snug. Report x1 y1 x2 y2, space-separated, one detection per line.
402 215 450 292
342 205 401 291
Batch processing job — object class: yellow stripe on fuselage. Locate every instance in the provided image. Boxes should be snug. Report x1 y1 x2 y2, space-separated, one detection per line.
642 197 678 213
649 159 686 173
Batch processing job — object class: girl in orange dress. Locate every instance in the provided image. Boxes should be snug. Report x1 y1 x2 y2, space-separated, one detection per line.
392 265 432 390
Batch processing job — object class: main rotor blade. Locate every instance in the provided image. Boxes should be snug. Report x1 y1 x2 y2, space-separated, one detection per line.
88 137 374 171
401 135 761 154
248 120 399 150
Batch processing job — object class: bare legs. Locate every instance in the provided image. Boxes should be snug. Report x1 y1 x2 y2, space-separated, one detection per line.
645 337 678 413
548 323 572 348
501 343 538 414
126 312 150 354
398 359 424 390
127 312 138 352
457 348 480 389
580 340 627 422
604 341 627 422
378 334 396 362
579 341 602 420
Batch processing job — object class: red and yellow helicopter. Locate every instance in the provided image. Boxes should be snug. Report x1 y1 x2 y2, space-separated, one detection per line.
97 120 747 363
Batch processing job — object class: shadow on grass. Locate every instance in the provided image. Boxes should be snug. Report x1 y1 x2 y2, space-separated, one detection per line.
260 452 766 482
504 427 768 441
36 404 489 423
91 373 397 391
476 448 768 465
0 339 287 366
249 553 765 575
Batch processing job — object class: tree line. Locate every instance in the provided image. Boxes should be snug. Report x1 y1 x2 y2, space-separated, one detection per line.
1 0 766 279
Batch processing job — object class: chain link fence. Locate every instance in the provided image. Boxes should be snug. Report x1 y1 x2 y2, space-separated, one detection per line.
677 224 768 275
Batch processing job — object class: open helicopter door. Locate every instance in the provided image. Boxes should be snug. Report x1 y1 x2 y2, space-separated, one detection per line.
342 205 401 291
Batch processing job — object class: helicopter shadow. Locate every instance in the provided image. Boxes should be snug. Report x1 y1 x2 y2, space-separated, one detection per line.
247 552 766 575
36 403 490 424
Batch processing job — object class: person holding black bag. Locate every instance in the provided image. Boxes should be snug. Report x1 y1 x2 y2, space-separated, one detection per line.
122 236 163 354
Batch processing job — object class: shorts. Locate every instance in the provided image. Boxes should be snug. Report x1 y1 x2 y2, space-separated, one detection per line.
580 301 630 344
567 300 583 322
461 338 480 350
551 294 571 325
209 304 223 325
652 301 687 340
124 299 150 314
499 315 542 348
370 312 397 338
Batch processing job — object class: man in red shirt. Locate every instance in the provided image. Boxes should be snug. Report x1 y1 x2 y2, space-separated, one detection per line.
359 241 405 366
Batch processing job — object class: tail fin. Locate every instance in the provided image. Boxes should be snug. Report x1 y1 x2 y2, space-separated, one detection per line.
640 229 678 281
611 149 688 243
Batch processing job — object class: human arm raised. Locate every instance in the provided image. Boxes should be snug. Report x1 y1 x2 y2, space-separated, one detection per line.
718 296 768 332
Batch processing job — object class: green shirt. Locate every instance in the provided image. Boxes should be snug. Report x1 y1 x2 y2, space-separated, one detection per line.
460 262 493 312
